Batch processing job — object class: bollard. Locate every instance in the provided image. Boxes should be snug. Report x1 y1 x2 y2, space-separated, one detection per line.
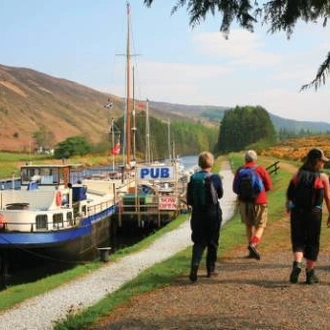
98 247 111 262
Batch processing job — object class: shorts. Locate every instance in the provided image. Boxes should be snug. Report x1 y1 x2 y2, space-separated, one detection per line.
239 202 268 228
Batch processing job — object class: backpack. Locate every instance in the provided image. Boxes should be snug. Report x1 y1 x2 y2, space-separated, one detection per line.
233 166 264 202
289 170 323 210
187 172 218 207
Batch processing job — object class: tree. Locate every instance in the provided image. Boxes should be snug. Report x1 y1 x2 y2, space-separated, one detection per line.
54 136 91 159
217 106 277 153
33 125 55 151
115 114 217 159
143 0 330 90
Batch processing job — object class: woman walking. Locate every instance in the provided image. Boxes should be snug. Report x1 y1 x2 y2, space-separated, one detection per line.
286 148 330 284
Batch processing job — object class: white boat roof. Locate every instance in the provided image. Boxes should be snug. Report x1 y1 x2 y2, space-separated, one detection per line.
21 164 82 169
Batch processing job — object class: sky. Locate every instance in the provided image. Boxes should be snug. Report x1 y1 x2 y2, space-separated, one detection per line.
1 1 330 123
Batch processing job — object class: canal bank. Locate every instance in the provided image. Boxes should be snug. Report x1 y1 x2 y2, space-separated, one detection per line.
0 161 237 330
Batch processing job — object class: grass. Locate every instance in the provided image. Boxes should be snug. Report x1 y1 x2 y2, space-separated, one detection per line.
0 153 49 178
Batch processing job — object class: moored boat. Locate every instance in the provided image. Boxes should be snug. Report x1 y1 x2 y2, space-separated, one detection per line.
0 163 118 277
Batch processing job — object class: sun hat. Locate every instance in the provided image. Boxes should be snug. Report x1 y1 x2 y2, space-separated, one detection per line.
307 148 329 162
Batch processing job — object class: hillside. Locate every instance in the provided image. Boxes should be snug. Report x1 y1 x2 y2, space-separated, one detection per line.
0 64 125 151
1 63 330 152
0 64 205 152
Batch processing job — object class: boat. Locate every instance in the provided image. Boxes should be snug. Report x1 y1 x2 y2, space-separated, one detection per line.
0 163 119 279
111 3 189 229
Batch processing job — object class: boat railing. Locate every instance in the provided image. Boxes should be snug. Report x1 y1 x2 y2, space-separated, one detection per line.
1 216 77 232
87 199 116 216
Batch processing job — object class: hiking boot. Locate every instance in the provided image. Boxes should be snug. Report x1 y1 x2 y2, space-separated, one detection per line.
207 270 219 278
248 243 261 260
207 265 219 277
244 247 255 259
289 261 302 283
189 265 198 282
305 269 319 285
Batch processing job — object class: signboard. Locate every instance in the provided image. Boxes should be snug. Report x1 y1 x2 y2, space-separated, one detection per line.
136 165 175 181
158 195 177 210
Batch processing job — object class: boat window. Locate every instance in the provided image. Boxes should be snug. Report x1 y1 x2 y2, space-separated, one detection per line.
53 213 64 228
21 166 69 186
21 168 29 183
67 212 74 226
36 215 48 230
21 168 41 184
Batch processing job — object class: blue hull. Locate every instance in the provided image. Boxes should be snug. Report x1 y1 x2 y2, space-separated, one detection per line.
0 205 117 261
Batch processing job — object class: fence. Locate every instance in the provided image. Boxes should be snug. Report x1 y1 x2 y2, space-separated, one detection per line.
266 160 280 175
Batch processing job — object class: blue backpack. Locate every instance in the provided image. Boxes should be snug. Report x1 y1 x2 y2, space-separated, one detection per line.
233 166 264 201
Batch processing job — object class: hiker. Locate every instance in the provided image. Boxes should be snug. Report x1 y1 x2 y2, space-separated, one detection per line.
186 151 223 282
286 148 330 284
233 150 272 260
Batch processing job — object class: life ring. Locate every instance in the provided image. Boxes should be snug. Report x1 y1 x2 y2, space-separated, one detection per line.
0 214 6 230
55 191 62 207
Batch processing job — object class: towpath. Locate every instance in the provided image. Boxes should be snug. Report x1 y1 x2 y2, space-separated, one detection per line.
0 161 236 330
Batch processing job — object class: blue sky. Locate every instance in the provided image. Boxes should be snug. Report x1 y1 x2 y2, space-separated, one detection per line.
1 1 330 123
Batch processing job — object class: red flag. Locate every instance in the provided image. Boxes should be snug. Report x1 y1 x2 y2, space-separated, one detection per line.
110 143 121 155
136 101 146 111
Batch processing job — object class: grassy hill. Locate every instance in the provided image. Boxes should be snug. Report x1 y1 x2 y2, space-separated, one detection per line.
1 63 330 153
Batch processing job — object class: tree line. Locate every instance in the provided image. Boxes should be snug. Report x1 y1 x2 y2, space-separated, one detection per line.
37 105 318 159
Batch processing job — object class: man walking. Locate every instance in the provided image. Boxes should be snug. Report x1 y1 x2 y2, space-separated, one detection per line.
233 150 272 260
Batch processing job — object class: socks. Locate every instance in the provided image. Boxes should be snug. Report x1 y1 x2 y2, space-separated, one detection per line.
250 236 260 245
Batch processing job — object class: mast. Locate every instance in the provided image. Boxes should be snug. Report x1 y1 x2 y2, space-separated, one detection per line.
125 1 131 167
132 66 137 163
111 118 115 171
145 99 151 164
168 118 171 161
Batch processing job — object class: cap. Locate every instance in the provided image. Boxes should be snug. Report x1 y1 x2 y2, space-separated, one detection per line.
245 150 257 162
307 148 329 162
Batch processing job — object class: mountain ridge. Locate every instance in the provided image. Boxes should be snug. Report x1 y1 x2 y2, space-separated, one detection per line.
0 63 329 152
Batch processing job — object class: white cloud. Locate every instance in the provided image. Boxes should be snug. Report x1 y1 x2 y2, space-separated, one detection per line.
192 30 283 67
101 24 330 124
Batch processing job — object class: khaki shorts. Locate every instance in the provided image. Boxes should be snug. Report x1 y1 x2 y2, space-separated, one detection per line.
239 202 268 228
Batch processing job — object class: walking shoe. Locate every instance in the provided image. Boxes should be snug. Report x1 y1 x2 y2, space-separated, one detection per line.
189 265 198 282
207 265 219 277
244 248 254 259
305 269 319 285
248 243 261 260
207 270 219 278
289 261 302 283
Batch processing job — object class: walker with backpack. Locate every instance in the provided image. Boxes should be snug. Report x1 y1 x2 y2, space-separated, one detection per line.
187 171 219 208
233 166 264 202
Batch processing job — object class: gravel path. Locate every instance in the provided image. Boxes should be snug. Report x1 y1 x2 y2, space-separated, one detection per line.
0 162 236 330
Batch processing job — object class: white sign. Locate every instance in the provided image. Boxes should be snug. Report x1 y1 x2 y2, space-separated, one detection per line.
158 196 177 210
137 166 174 181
